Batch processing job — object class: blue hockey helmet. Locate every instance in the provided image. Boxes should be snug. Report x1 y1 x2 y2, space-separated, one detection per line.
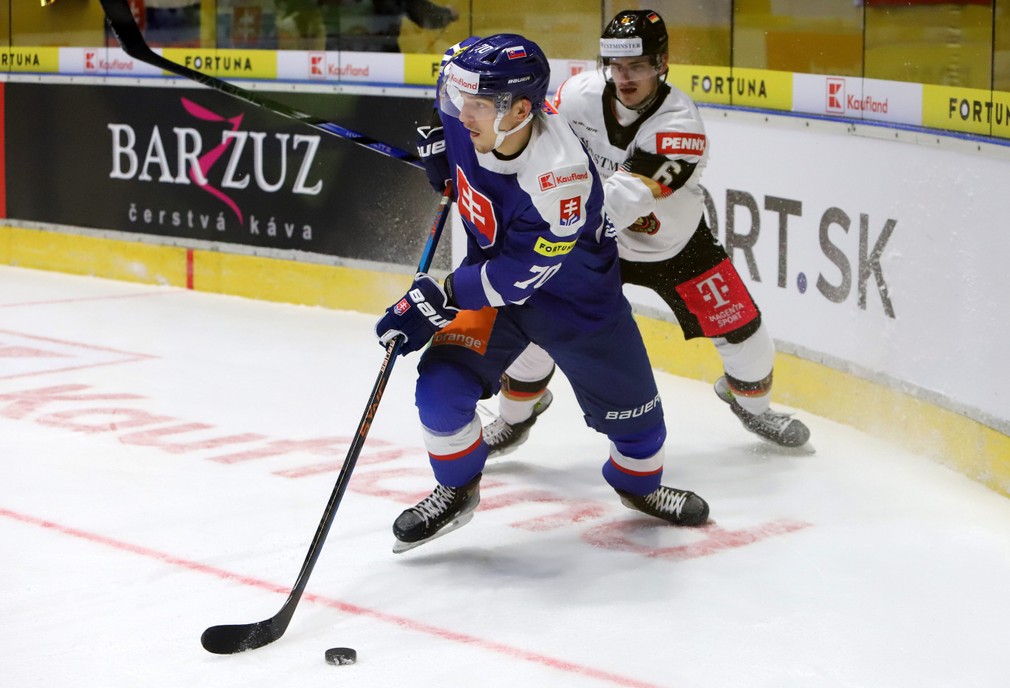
440 33 551 119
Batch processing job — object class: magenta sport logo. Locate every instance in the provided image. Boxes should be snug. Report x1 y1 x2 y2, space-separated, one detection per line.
107 97 324 228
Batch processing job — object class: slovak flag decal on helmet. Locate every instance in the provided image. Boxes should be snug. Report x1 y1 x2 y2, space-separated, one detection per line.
505 46 527 60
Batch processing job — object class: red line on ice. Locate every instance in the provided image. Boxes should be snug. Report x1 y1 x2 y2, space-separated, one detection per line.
0 507 668 688
0 291 173 309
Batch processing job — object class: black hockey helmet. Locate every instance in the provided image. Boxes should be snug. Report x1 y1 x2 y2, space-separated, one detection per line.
600 9 669 62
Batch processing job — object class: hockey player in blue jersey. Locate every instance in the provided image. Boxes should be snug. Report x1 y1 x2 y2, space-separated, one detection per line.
374 33 709 553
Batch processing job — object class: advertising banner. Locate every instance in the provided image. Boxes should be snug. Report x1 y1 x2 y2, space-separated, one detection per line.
687 108 1010 427
5 82 446 269
275 50 404 84
793 74 922 126
922 84 1010 139
0 47 59 73
58 46 163 77
0 82 4 218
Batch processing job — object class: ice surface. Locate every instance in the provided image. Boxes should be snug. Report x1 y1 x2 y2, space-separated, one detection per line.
2 265 1008 688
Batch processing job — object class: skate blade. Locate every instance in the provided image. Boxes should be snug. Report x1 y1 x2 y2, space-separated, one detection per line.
486 430 531 459
392 511 476 554
749 439 817 456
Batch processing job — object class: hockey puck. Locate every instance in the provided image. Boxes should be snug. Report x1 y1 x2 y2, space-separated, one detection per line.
325 647 357 666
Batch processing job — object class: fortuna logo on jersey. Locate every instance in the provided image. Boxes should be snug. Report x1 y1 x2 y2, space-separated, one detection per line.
559 197 582 226
656 133 706 156
455 166 498 246
538 165 590 192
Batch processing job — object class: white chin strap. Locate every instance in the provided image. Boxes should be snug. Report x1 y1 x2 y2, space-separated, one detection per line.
492 110 535 151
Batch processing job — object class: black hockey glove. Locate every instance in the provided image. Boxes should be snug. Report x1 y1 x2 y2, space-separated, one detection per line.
375 273 459 356
416 117 450 194
622 149 697 196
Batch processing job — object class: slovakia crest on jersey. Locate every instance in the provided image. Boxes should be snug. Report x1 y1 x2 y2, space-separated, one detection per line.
559 196 582 227
455 166 498 247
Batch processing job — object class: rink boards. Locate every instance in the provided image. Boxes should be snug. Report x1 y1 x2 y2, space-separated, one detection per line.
3 221 1007 499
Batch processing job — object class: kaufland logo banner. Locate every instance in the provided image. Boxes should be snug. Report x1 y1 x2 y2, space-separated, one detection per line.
309 52 326 79
58 47 161 76
826 78 845 114
792 74 922 126
275 50 404 84
827 77 889 116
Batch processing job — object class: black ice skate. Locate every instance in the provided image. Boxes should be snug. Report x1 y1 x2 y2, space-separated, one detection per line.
714 376 811 448
392 473 482 553
482 389 554 457
616 485 710 526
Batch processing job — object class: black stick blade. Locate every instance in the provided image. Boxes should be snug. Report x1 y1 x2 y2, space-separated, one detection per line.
201 620 283 654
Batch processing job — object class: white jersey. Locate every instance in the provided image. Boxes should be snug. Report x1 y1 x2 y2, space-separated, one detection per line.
554 69 709 262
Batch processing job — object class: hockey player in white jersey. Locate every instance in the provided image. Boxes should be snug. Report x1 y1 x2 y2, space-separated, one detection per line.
484 9 811 454
375 33 710 553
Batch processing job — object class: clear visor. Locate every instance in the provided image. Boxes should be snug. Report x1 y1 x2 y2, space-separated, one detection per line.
599 56 662 83
439 63 513 121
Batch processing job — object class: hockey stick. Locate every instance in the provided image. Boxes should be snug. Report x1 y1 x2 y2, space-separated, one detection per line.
98 0 423 169
200 183 453 655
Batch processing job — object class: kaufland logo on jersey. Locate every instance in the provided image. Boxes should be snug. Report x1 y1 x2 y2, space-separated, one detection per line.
85 50 97 71
656 133 706 155
827 78 845 114
309 52 326 79
538 166 590 191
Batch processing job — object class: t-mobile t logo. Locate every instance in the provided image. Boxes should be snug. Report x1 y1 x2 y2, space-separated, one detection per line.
827 78 845 114
696 272 731 307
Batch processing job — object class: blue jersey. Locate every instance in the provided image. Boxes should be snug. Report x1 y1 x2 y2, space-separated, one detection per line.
439 95 625 331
